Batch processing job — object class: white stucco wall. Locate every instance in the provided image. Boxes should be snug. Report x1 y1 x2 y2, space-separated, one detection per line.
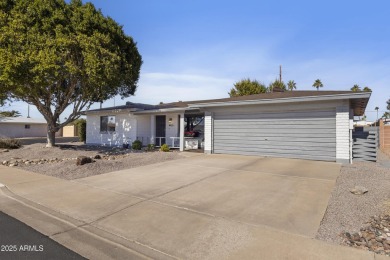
135 115 151 145
0 123 48 138
86 112 137 146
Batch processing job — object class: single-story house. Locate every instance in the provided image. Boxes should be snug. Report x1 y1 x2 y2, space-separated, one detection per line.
85 90 370 163
0 117 51 138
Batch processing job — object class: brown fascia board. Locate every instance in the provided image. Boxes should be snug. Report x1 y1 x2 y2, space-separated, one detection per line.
188 92 371 109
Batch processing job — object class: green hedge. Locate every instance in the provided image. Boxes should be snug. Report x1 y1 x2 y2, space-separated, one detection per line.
76 119 86 143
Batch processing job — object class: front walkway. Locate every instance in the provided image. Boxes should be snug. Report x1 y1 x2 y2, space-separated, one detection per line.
0 155 386 259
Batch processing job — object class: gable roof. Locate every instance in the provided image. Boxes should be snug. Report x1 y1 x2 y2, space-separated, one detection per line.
85 90 370 116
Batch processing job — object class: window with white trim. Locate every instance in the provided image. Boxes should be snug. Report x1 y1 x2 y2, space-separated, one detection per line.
100 116 116 132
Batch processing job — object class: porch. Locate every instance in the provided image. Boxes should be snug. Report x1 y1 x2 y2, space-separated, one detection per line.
134 110 205 152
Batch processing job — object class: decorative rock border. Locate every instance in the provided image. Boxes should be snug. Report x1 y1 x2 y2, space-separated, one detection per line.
342 215 390 256
1 150 153 167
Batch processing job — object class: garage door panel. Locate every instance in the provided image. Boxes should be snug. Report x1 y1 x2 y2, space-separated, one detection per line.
213 140 336 147
213 109 336 161
215 120 335 126
215 132 335 138
214 110 335 120
214 124 334 130
218 149 336 161
214 128 336 134
214 144 335 152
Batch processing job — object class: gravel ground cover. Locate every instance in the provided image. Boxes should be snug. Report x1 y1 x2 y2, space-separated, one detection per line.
317 151 390 246
0 143 183 180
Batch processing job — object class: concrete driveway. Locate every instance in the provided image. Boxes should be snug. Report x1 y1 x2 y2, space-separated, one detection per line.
3 154 377 259
76 154 339 238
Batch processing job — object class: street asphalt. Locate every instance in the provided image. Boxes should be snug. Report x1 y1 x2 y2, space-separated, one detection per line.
0 211 85 260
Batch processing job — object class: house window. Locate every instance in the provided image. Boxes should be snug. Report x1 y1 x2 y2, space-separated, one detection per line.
100 116 116 133
25 124 30 129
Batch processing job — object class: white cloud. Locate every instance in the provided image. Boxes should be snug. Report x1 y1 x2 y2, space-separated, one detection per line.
130 72 234 104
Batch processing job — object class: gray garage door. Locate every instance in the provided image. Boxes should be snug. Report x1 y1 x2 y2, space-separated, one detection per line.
213 110 336 161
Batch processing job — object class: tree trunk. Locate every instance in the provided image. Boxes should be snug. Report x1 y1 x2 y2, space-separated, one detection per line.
46 130 56 147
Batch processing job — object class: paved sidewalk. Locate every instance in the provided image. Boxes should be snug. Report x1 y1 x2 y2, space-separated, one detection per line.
0 157 386 259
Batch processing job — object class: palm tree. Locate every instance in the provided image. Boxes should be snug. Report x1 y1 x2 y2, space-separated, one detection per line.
287 80 297 91
375 107 379 123
350 84 361 92
312 79 323 91
363 86 372 92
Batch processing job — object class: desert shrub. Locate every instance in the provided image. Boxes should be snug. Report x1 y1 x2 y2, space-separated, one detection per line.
132 140 142 150
160 144 170 152
76 119 86 143
147 144 155 151
0 138 21 149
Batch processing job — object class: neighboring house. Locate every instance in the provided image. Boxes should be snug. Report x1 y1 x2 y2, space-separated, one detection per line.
85 90 370 163
0 117 48 138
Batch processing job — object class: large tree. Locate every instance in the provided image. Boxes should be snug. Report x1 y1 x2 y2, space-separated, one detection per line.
312 79 323 91
229 79 267 97
0 110 21 117
0 0 142 147
268 79 286 92
387 98 390 110
363 86 372 92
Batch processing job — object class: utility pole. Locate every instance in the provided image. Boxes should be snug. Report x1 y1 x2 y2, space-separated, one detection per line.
279 65 282 82
27 104 30 118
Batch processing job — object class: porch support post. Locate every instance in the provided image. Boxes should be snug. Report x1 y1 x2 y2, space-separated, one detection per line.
150 115 155 145
179 113 185 151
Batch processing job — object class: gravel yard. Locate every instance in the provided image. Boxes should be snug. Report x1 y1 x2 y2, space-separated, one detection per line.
317 151 390 246
0 142 184 180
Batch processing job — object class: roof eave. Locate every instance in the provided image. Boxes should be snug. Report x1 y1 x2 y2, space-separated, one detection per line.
133 107 188 114
85 108 140 114
188 93 371 108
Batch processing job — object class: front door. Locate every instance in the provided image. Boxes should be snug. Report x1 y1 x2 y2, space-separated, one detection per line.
155 115 166 146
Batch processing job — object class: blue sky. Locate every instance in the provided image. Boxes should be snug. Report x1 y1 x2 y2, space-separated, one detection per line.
5 0 390 121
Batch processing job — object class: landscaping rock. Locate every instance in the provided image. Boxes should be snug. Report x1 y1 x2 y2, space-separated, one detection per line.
76 156 93 166
2 149 9 152
350 186 368 195
342 215 390 256
93 154 102 159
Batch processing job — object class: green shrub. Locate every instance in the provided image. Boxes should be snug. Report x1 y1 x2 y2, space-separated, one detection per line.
0 138 21 149
132 140 142 150
160 144 170 152
76 119 86 143
147 144 155 151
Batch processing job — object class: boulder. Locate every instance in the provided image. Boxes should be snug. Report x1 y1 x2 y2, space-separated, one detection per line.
76 156 93 166
94 154 102 159
350 186 368 195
